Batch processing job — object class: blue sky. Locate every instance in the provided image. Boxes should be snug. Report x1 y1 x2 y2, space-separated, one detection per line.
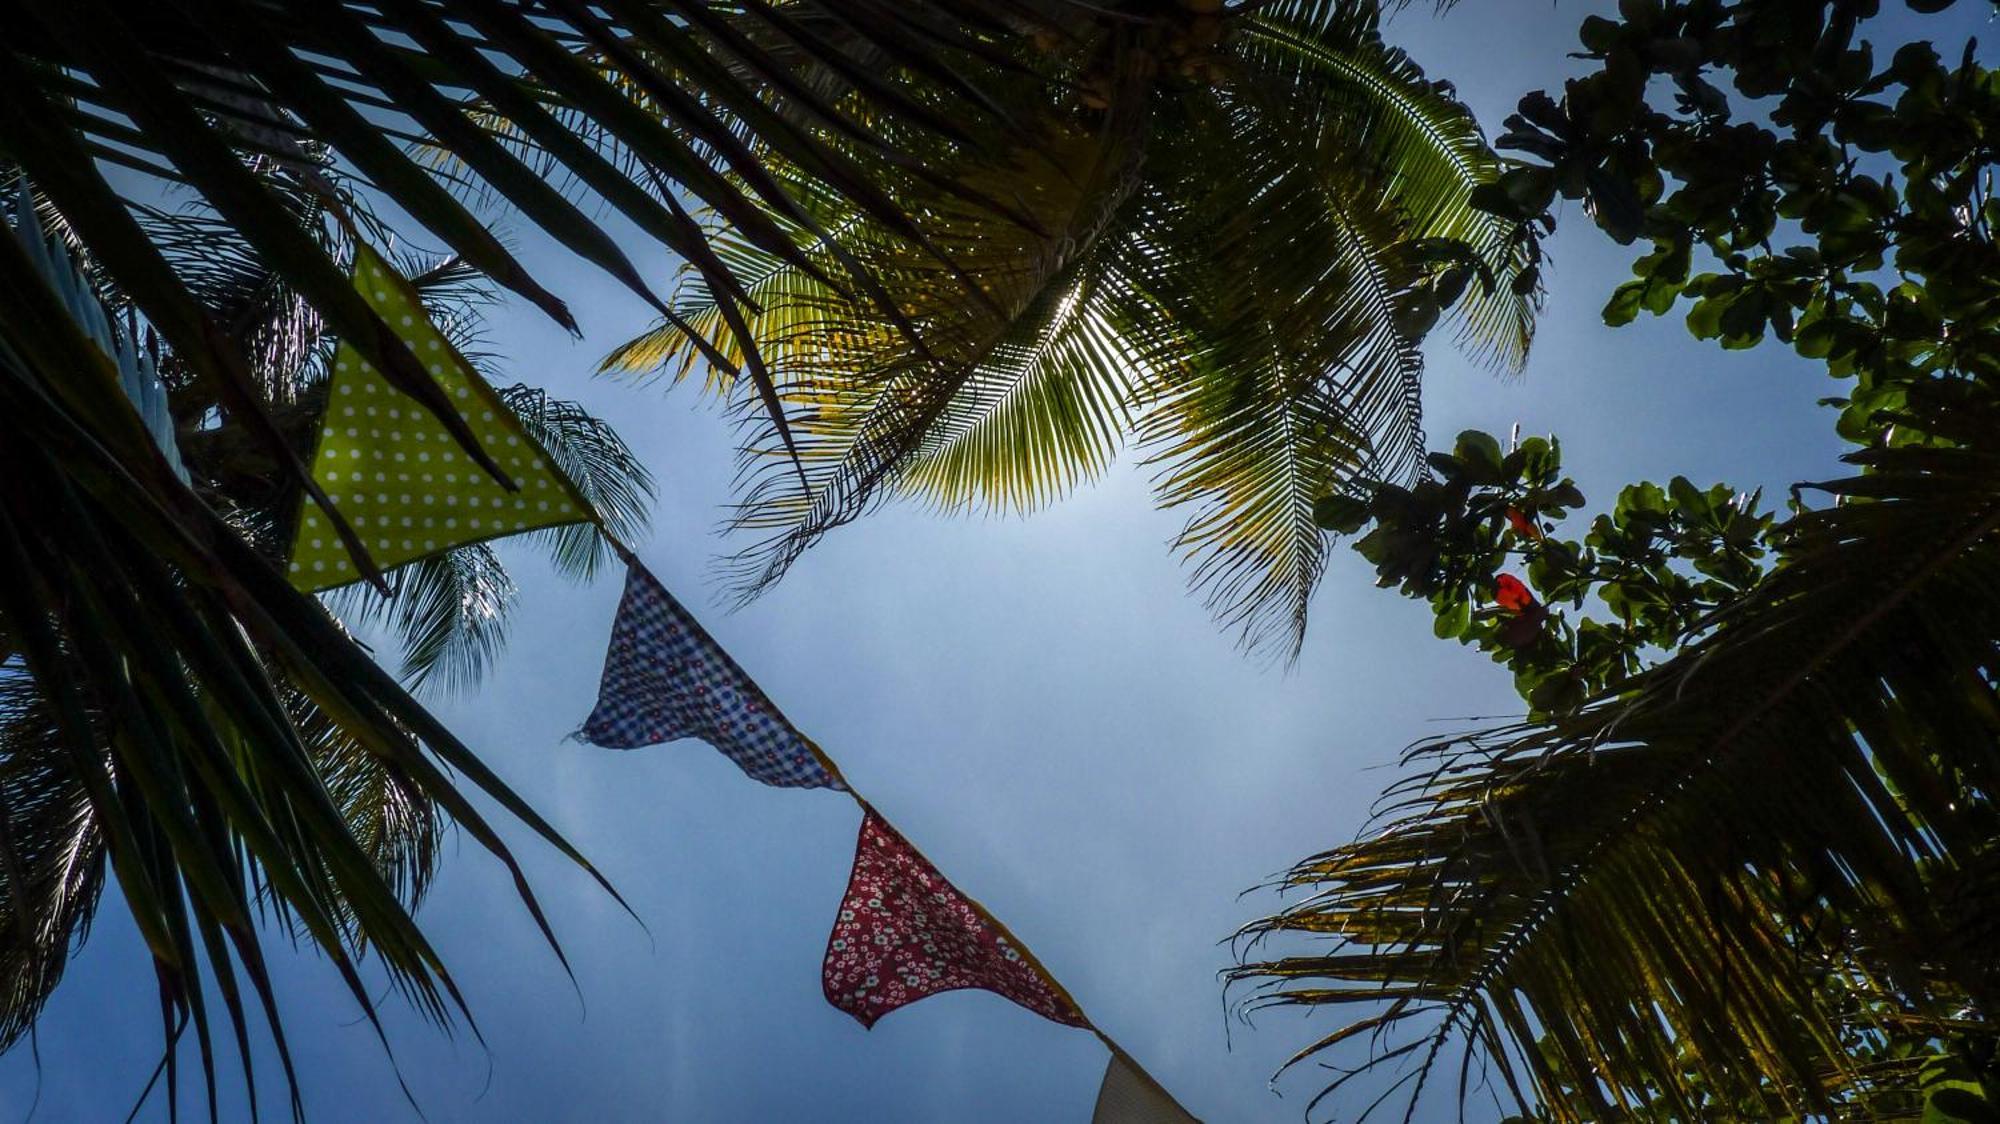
2 3 1990 1122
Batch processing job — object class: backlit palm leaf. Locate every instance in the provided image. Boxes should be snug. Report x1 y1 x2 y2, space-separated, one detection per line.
337 546 517 698
897 269 1141 514
503 382 657 582
289 687 444 927
0 673 102 1056
612 111 1156 599
1241 0 1536 366
603 0 1539 653
1130 75 1430 654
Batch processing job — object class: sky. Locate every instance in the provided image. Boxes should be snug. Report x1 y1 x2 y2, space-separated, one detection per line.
2 3 1991 1122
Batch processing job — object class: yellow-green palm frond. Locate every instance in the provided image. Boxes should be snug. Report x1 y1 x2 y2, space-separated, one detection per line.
599 3 1539 653
718 118 1150 596
604 100 1153 597
897 270 1143 515
1129 85 1430 656
598 184 866 398
1239 0 1541 368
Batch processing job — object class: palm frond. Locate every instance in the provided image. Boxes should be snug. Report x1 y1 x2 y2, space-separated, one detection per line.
333 546 517 698
5 0 1061 546
500 383 657 581
597 193 867 398
595 3 1538 653
0 670 104 1055
1129 78 1430 655
0 670 456 1050
136 198 325 407
615 96 1154 599
1240 0 1540 367
288 687 444 921
1232 379 2000 1121
895 268 1142 515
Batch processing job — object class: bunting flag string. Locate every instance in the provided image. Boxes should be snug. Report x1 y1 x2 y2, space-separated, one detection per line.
270 230 1196 1117
575 555 1202 1120
288 242 594 591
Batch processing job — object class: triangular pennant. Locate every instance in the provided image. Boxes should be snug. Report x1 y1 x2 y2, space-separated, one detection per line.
1093 1052 1200 1123
822 810 1087 1029
288 243 592 591
580 562 843 790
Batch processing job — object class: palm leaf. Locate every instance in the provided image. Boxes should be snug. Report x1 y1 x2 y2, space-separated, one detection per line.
1241 0 1540 368
895 267 1142 514
288 686 445 924
1129 73 1431 654
0 671 104 1056
609 98 1154 599
597 2 1538 653
5 0 1054 547
332 546 516 698
501 383 657 581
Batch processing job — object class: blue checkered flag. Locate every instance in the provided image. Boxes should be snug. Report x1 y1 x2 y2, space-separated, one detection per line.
580 563 844 790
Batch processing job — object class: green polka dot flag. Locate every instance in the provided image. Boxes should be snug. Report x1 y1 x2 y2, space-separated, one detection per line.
289 243 594 592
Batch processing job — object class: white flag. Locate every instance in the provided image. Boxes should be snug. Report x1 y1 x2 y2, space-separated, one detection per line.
1093 1052 1199 1123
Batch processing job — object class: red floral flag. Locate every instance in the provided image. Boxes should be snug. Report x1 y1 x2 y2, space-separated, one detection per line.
823 811 1089 1030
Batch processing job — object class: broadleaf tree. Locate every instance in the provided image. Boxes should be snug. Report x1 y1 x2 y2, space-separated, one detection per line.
1232 1 2000 1120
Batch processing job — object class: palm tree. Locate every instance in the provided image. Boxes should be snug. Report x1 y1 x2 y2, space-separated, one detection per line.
1 0 1528 1109
3 173 652 1113
0 4 1212 1106
602 0 1540 655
